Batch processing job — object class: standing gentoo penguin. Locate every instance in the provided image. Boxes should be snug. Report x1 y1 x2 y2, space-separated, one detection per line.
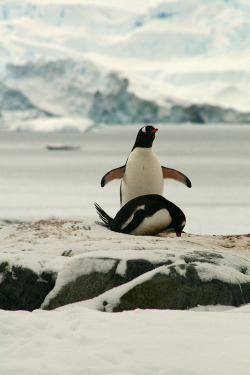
101 125 191 206
94 194 186 236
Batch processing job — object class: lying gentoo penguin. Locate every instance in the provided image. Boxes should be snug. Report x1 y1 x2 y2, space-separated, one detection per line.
101 125 191 206
94 194 186 236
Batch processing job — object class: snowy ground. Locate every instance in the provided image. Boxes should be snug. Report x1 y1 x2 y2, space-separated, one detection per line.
1 304 250 375
1 124 250 375
0 218 250 375
1 218 249 282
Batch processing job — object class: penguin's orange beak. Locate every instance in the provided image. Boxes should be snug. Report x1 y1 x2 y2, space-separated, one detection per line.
151 128 158 133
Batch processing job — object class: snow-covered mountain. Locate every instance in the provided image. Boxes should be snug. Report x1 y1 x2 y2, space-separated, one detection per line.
0 0 250 130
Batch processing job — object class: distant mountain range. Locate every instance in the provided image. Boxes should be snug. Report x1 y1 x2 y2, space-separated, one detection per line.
0 0 250 130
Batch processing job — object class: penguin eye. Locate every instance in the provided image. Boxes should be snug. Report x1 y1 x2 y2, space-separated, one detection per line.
141 126 147 134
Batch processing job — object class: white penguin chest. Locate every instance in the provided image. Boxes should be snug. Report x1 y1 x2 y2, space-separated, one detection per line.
130 208 172 236
121 148 163 206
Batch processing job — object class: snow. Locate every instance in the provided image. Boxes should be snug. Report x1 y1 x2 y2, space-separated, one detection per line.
0 0 250 126
0 303 249 375
0 215 250 375
5 117 94 132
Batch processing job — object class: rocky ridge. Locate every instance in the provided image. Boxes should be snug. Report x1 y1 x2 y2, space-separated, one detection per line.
0 220 249 312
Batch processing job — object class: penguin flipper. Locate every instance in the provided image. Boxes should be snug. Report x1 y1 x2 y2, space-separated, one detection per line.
119 209 146 234
101 165 126 187
162 166 192 188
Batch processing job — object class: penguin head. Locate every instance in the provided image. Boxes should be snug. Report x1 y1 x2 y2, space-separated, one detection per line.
174 219 186 237
133 125 158 149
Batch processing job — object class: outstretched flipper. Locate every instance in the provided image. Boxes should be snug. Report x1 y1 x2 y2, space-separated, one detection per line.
162 167 192 188
101 165 126 187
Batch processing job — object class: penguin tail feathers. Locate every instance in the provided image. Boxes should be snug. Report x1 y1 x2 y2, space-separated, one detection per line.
94 203 112 227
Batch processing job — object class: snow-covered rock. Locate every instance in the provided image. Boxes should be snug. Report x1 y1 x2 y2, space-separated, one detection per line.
0 220 249 311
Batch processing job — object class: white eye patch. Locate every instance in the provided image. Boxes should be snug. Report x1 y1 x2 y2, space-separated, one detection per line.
142 126 146 133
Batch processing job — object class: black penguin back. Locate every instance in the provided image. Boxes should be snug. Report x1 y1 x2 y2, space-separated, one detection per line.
112 194 186 235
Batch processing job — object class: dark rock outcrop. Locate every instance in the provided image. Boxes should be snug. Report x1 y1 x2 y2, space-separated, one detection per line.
0 262 56 311
113 266 249 312
43 258 160 310
42 250 250 312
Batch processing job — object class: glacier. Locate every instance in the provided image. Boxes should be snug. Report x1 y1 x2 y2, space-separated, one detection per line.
0 0 250 129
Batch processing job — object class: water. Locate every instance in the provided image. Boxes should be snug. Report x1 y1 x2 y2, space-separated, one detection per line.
0 124 249 234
